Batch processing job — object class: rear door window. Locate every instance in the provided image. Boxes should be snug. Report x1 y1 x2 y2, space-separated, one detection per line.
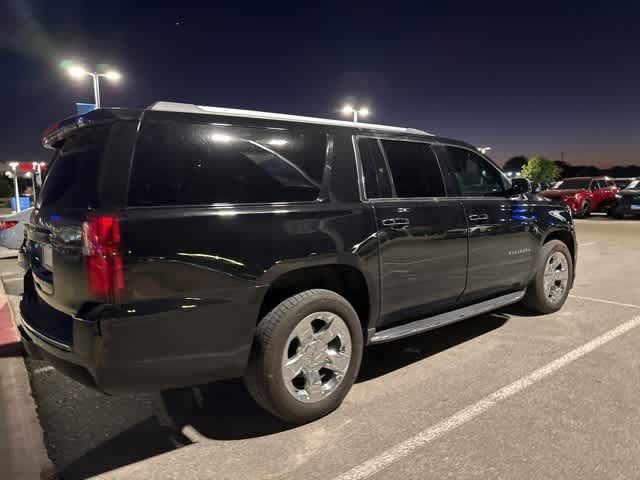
379 140 446 198
38 126 110 209
129 120 328 206
357 138 394 199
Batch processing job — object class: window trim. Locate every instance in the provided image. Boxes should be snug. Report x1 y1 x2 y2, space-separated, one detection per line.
352 135 449 202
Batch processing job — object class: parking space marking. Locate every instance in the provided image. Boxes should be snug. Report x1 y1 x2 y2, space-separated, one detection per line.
569 295 640 310
32 366 55 375
578 242 597 247
335 314 640 480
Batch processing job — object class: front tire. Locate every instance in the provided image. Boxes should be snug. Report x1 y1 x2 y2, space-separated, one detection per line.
245 289 363 424
522 240 573 314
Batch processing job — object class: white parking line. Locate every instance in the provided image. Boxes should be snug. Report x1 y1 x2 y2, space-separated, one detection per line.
335 314 640 480
569 294 640 310
33 366 55 375
579 242 597 247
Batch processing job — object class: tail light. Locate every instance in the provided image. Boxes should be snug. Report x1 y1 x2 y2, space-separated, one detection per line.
82 215 124 300
0 221 18 230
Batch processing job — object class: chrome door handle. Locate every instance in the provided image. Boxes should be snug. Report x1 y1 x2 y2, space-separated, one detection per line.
468 213 489 221
382 217 410 227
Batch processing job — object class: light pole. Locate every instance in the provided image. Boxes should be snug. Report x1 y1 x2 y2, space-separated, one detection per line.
341 105 370 123
8 162 20 212
24 172 35 205
67 65 122 109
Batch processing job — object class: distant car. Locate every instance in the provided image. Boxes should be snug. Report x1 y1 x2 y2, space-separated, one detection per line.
613 177 637 189
610 179 640 218
0 208 32 250
540 177 618 218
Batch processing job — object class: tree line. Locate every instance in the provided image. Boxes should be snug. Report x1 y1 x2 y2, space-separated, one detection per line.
503 155 640 183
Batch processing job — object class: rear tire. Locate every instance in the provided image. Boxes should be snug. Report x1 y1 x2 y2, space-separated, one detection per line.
521 240 573 314
612 205 625 219
244 289 363 424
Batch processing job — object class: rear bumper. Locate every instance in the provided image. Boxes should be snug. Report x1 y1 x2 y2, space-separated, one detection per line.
19 275 253 394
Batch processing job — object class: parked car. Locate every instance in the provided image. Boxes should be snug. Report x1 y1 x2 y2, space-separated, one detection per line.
613 177 637 189
540 177 618 217
18 103 577 423
610 179 640 218
0 208 33 250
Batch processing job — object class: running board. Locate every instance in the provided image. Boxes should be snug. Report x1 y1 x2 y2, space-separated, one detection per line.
369 290 526 344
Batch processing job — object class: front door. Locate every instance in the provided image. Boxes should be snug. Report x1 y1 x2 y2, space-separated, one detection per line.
356 137 468 328
434 145 537 303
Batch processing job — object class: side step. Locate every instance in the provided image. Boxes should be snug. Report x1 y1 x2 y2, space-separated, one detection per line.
369 290 526 344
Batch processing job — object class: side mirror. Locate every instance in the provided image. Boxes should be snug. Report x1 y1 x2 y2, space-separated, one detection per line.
509 178 532 195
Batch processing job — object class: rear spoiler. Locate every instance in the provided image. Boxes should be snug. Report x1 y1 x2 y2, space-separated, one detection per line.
42 108 142 149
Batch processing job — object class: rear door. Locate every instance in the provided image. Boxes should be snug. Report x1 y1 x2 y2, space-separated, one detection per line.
434 145 537 303
356 137 468 328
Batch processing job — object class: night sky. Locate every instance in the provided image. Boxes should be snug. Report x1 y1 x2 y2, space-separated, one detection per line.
3 1 639 167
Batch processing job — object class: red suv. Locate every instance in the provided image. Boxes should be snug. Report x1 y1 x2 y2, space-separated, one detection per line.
541 177 618 217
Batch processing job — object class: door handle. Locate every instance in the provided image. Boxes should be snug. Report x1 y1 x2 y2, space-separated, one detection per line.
468 213 489 221
382 217 410 227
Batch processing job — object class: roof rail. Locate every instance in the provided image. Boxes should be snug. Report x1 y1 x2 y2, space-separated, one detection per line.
147 102 433 135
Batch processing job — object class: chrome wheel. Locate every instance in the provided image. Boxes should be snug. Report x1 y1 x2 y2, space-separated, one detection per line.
281 311 352 404
543 251 569 304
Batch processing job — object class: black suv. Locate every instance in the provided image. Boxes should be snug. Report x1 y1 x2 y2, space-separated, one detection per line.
19 103 577 423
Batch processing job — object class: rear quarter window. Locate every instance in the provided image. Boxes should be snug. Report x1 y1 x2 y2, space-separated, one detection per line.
128 120 328 206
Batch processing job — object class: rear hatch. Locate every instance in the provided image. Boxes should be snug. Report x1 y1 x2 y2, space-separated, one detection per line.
23 110 140 343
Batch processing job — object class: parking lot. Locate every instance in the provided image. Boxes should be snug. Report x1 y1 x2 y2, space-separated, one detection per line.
3 217 640 480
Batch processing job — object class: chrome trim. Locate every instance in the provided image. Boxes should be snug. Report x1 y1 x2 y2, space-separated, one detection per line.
369 290 526 344
148 102 434 135
20 316 72 352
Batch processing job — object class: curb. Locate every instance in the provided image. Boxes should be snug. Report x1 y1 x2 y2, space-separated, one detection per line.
0 272 56 479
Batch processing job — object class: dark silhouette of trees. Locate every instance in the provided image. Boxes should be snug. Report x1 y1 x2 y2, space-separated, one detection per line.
503 156 528 172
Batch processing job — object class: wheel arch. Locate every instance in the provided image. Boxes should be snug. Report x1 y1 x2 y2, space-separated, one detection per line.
256 263 374 335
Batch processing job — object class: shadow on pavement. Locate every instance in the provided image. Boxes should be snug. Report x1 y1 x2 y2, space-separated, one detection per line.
60 418 186 480
159 310 510 441
357 311 509 382
47 310 511 478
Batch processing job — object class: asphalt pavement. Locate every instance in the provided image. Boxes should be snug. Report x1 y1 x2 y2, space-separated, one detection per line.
4 216 640 479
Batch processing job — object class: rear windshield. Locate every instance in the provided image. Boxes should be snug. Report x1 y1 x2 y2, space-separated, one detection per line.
553 179 590 190
38 126 110 209
128 120 328 206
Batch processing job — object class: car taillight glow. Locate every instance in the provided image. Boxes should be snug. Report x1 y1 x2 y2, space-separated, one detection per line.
0 221 18 230
82 215 124 299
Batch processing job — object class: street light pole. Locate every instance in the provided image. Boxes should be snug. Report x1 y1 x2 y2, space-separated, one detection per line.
67 65 122 109
341 105 370 123
8 162 20 213
92 73 101 108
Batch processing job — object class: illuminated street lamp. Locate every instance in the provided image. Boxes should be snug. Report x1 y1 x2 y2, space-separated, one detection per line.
7 162 20 212
67 64 122 109
341 104 369 123
478 146 492 155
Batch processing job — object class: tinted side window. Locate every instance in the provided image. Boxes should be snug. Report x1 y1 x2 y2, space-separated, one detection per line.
443 147 506 197
129 120 327 206
380 140 445 198
357 138 393 198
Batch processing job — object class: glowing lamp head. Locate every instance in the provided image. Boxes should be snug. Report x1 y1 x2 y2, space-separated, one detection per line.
341 104 354 115
68 66 88 78
358 107 369 117
104 70 122 81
